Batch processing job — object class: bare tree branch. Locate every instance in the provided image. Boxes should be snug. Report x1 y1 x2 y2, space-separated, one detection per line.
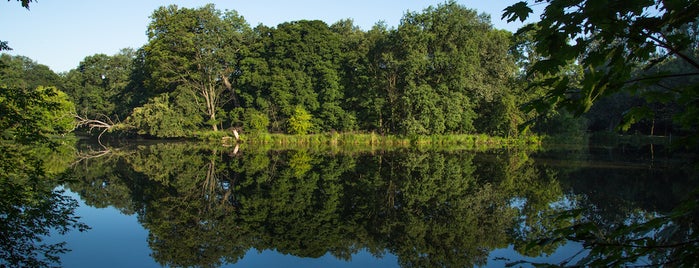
74 114 115 147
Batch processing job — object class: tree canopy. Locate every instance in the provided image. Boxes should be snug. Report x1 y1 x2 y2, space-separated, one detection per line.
4 0 699 140
143 4 250 132
49 1 538 138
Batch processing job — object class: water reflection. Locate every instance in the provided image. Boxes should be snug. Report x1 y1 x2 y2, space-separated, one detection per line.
0 140 89 267
60 141 697 267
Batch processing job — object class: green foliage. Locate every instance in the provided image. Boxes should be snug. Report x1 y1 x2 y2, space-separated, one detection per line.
126 93 202 138
504 0 699 143
34 86 76 134
287 106 313 135
62 49 137 120
143 4 250 132
4 2 551 138
0 54 63 91
1 85 76 143
0 52 87 267
368 1 516 135
241 108 269 134
237 20 356 132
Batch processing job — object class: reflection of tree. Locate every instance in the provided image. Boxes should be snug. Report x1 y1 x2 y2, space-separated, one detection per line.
360 151 515 267
129 144 246 267
473 150 569 257
510 145 699 266
58 140 699 267
67 143 567 267
0 141 89 267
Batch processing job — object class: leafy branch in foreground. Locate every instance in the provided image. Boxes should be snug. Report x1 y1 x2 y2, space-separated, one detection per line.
504 0 699 143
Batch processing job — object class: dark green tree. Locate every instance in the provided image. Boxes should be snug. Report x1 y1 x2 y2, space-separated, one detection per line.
143 4 250 132
1 54 63 91
63 49 137 120
237 20 355 133
375 1 518 135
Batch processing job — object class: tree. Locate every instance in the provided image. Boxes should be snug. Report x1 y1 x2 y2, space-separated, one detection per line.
240 108 269 134
503 0 699 142
360 22 400 133
287 106 313 135
143 4 250 131
0 52 87 268
382 1 516 135
1 55 75 139
0 54 63 91
63 49 137 120
502 1 699 265
126 93 203 138
237 20 355 133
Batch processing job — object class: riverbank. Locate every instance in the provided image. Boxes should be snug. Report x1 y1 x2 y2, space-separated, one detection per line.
198 131 544 150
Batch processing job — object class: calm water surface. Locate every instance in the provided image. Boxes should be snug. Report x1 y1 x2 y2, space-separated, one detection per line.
34 140 699 267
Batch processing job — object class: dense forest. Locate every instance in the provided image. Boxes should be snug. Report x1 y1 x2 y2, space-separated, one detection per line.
3 1 696 140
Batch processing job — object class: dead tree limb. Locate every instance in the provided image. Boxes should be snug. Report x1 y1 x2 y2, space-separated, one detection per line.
74 114 115 147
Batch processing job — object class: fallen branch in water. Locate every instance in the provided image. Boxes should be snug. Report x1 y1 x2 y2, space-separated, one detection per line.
74 114 115 147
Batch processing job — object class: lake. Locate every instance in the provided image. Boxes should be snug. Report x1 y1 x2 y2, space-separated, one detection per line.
6 138 698 267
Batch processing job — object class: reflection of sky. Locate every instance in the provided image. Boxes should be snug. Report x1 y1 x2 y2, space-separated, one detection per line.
238 250 399 268
47 189 587 268
47 189 401 268
46 189 156 268
487 243 586 267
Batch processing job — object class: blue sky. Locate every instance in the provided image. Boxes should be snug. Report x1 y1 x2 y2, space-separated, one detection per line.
1 1 538 73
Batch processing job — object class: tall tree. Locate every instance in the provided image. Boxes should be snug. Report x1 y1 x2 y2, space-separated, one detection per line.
237 20 355 133
390 1 515 134
143 4 250 131
363 23 400 133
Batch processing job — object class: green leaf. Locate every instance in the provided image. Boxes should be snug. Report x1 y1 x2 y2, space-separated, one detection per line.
619 106 654 132
502 2 533 23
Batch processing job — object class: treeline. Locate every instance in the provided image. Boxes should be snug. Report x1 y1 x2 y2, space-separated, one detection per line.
61 2 525 138
3 1 695 139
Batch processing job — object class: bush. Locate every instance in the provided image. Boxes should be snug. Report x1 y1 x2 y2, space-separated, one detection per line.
244 108 270 134
288 106 313 135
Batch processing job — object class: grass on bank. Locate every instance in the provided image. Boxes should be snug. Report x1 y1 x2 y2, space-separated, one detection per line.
193 130 543 150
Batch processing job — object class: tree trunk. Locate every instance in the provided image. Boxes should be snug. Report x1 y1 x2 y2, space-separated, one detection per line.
221 74 239 107
211 113 218 131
